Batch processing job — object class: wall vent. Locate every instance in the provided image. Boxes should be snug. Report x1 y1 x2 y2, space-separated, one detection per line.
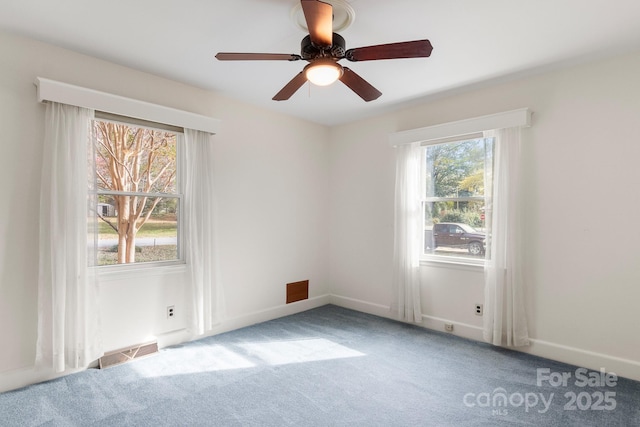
99 341 158 369
286 280 309 304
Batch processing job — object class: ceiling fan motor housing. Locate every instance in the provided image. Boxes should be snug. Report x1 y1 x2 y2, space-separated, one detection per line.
301 33 346 60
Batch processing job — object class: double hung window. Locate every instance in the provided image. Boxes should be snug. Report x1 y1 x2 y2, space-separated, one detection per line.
421 135 494 264
91 116 182 267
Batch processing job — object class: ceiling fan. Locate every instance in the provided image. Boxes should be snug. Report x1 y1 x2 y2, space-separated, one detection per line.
215 0 433 102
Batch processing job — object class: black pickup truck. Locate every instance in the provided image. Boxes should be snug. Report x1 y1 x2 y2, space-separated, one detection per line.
426 222 486 256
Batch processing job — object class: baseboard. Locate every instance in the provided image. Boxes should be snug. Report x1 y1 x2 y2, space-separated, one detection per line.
156 294 333 347
329 294 483 340
329 293 640 383
518 339 640 383
0 364 87 394
329 294 395 319
209 294 332 337
418 314 484 341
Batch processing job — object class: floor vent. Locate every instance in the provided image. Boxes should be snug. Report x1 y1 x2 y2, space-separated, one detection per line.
99 341 158 369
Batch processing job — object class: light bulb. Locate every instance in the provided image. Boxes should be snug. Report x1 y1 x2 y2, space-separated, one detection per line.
305 60 344 86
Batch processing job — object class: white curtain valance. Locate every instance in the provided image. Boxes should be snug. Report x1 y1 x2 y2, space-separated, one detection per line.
35 77 220 135
389 108 531 147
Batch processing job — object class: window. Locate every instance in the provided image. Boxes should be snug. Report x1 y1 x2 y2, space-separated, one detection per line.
91 118 182 266
422 136 494 263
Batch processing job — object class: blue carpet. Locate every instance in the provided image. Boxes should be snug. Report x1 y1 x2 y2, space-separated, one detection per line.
1 305 638 426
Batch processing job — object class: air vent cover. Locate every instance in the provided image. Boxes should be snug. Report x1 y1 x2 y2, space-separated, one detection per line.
286 280 309 304
99 341 158 369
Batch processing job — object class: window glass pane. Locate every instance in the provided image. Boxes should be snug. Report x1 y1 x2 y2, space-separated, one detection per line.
426 138 487 199
423 138 493 260
424 200 486 259
91 119 180 266
97 198 179 266
94 121 177 193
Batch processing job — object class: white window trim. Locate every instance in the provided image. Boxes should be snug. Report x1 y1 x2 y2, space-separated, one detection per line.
35 77 220 134
388 108 531 147
420 256 485 271
91 121 185 273
390 108 532 269
97 262 188 282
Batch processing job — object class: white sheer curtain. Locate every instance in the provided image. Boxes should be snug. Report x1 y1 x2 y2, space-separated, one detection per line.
483 127 529 347
392 141 423 323
182 129 225 336
37 102 103 373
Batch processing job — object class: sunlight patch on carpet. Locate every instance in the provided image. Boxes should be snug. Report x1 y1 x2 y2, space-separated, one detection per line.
238 338 365 365
131 344 256 377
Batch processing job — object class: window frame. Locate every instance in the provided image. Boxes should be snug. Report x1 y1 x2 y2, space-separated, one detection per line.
91 116 185 269
419 134 490 268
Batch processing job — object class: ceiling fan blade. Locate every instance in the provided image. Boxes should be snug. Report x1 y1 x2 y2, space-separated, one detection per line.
339 68 382 102
301 0 333 47
215 53 302 61
345 39 433 62
273 71 308 101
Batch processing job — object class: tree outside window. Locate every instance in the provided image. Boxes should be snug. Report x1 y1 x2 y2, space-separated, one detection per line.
92 120 180 266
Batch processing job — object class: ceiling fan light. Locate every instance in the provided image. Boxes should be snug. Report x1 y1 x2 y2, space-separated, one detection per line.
305 61 343 86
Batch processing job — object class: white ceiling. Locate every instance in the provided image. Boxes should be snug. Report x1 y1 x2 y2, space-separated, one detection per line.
2 0 640 126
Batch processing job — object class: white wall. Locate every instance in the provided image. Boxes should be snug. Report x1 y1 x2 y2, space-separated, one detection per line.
328 51 640 381
0 30 330 392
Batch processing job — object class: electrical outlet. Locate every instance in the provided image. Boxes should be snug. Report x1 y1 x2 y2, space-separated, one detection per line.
475 304 483 316
167 305 175 319
444 323 454 332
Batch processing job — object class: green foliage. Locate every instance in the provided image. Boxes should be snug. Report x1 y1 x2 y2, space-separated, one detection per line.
458 170 484 194
439 209 483 228
106 245 142 253
98 245 177 266
136 218 178 237
441 211 464 223
462 210 483 228
424 138 491 230
427 200 483 226
155 198 178 214
426 139 487 198
97 217 177 239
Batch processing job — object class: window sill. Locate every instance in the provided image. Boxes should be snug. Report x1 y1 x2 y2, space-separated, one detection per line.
95 261 187 282
420 256 485 272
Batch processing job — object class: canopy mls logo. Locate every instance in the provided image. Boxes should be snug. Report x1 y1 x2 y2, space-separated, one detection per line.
463 367 618 416
463 388 554 415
